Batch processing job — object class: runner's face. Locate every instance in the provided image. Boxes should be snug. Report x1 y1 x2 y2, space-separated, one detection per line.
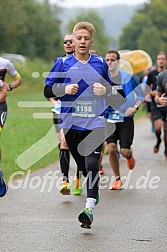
156 54 167 69
63 34 75 55
73 29 93 56
105 53 119 71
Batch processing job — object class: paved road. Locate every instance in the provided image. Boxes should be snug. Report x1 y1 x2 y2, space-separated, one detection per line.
0 117 167 252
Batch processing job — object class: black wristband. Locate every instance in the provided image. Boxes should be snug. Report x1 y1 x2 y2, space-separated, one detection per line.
9 84 13 91
134 105 139 110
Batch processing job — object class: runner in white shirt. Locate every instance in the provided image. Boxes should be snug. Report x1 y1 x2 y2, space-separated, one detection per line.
0 56 22 197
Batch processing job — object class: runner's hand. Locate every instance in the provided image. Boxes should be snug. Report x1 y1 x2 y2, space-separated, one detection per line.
93 83 106 96
125 107 137 117
0 86 8 101
158 93 167 106
65 84 79 95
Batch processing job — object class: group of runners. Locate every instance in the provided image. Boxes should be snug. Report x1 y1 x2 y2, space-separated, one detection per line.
1 21 167 229
44 21 167 229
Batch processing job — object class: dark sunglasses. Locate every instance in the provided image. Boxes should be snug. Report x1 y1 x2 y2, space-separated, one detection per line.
64 40 73 44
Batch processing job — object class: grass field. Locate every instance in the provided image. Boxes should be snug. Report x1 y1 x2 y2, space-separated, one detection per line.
1 58 147 181
1 59 60 180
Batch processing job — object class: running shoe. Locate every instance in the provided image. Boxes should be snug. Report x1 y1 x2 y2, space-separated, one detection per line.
126 155 135 170
60 181 70 195
73 176 82 195
153 140 161 153
99 165 105 175
78 208 93 229
111 179 122 190
0 170 7 197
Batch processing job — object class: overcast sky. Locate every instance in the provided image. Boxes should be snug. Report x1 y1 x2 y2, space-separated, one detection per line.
50 0 148 8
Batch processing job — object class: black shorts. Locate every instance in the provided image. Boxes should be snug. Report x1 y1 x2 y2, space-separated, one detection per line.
106 117 134 149
150 99 167 122
63 127 104 177
63 128 104 199
151 107 167 122
0 102 7 128
63 127 105 158
146 102 151 113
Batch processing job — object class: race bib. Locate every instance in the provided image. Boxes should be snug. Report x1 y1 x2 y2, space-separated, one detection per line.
107 111 124 123
72 100 96 117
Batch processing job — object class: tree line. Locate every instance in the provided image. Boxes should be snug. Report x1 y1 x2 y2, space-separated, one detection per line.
0 0 63 60
0 0 111 59
0 0 166 61
119 0 167 61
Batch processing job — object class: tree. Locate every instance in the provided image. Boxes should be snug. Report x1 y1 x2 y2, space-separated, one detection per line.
0 0 63 59
119 12 151 50
137 26 165 61
119 0 167 62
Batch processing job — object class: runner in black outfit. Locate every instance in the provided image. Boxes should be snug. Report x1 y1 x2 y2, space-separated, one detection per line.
147 52 167 155
155 68 167 159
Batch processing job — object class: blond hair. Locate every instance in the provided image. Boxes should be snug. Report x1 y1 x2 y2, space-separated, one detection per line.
73 21 96 35
89 49 100 56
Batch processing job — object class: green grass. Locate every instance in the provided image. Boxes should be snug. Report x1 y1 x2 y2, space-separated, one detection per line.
134 104 147 120
1 59 59 180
